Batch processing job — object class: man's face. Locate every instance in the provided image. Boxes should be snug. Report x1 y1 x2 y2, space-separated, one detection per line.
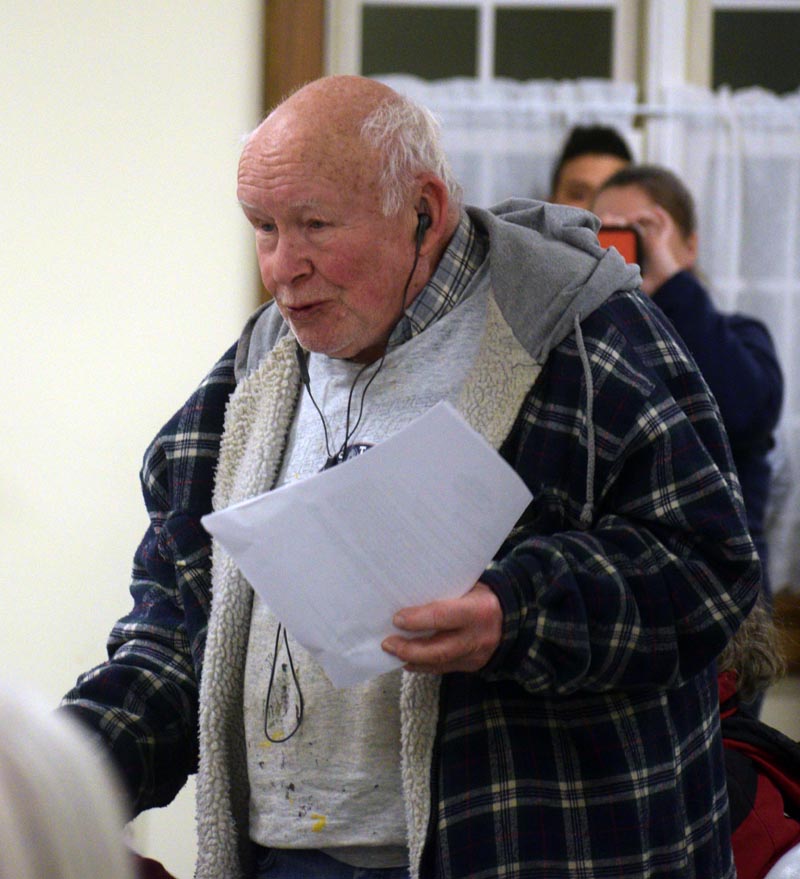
552 153 630 210
237 114 417 364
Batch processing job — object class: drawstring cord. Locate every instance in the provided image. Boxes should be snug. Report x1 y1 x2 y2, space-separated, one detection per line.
573 314 595 528
264 623 304 743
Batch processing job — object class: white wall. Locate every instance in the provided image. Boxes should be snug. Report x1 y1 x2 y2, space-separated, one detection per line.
0 3 264 875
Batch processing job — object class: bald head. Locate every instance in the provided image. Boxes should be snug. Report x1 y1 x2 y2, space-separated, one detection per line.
240 78 390 227
270 75 400 134
256 77 392 176
243 75 462 219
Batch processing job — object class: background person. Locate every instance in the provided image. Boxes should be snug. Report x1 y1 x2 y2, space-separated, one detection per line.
61 76 760 879
548 123 633 209
592 164 784 595
717 597 800 879
0 680 136 879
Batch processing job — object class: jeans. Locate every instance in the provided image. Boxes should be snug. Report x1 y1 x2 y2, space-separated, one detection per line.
253 846 411 879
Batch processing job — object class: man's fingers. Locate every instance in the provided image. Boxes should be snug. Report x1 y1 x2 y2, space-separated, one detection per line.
392 601 456 633
382 630 485 673
383 584 502 674
393 582 499 632
383 631 458 665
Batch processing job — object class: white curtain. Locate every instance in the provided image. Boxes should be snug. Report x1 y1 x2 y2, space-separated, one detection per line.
379 75 800 593
378 75 640 205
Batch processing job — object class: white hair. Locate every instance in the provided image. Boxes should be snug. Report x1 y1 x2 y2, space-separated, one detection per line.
0 682 136 879
360 93 464 217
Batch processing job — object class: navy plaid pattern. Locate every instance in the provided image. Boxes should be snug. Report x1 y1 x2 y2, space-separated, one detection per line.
425 292 759 877
62 344 237 809
391 213 487 345
61 287 759 877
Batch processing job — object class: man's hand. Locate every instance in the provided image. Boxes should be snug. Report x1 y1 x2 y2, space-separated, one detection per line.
381 581 503 674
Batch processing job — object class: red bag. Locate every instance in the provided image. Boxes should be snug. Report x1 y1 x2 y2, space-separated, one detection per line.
132 853 180 879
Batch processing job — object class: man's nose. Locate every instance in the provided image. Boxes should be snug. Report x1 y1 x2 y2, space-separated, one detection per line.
264 233 312 287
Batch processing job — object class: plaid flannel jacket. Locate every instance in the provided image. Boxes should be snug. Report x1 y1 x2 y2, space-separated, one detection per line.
62 288 759 878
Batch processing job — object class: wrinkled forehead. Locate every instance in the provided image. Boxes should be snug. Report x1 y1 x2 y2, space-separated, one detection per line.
238 104 381 198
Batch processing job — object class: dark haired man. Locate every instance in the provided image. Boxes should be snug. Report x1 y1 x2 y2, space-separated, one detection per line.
550 124 632 209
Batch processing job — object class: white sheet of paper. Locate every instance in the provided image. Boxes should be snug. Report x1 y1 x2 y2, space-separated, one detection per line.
202 401 532 687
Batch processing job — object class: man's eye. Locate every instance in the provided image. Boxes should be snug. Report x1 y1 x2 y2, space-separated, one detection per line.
258 221 276 233
307 219 327 230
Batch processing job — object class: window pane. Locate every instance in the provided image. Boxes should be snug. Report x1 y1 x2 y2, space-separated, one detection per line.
361 6 478 79
495 8 613 80
713 11 800 94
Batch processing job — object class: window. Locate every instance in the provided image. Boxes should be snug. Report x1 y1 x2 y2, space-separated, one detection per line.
329 1 638 86
327 1 800 99
688 0 800 94
493 7 613 80
361 6 479 78
713 5 800 94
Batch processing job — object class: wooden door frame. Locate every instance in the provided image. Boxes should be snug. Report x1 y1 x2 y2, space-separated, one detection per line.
264 1 326 113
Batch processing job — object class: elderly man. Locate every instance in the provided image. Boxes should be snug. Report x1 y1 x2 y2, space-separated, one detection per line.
62 76 760 879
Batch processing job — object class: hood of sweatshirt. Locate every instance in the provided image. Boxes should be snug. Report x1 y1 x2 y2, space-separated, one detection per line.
466 199 642 363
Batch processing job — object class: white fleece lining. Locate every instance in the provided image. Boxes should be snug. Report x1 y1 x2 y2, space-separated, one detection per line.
195 296 540 879
196 335 301 879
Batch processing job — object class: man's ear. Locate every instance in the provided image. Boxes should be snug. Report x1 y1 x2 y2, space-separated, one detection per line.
414 175 451 253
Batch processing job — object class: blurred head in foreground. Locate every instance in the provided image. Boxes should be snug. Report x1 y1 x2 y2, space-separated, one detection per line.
0 681 135 879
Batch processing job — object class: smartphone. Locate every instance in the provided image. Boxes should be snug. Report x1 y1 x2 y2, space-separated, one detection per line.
597 225 642 266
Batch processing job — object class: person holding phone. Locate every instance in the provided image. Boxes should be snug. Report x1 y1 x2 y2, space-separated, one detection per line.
592 165 784 597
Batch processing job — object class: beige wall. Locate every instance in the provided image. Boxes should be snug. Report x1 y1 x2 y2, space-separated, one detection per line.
0 3 264 874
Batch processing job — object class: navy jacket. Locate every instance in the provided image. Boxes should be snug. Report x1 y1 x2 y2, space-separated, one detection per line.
653 271 783 576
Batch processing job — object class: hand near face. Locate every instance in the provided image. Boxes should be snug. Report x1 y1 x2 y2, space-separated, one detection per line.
598 204 682 296
381 581 503 675
626 204 684 296
593 185 694 297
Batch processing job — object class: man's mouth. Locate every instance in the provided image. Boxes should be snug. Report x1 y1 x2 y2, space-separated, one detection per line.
285 300 324 315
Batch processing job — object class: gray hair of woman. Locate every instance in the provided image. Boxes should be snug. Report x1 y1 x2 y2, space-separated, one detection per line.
0 681 136 879
717 597 786 704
